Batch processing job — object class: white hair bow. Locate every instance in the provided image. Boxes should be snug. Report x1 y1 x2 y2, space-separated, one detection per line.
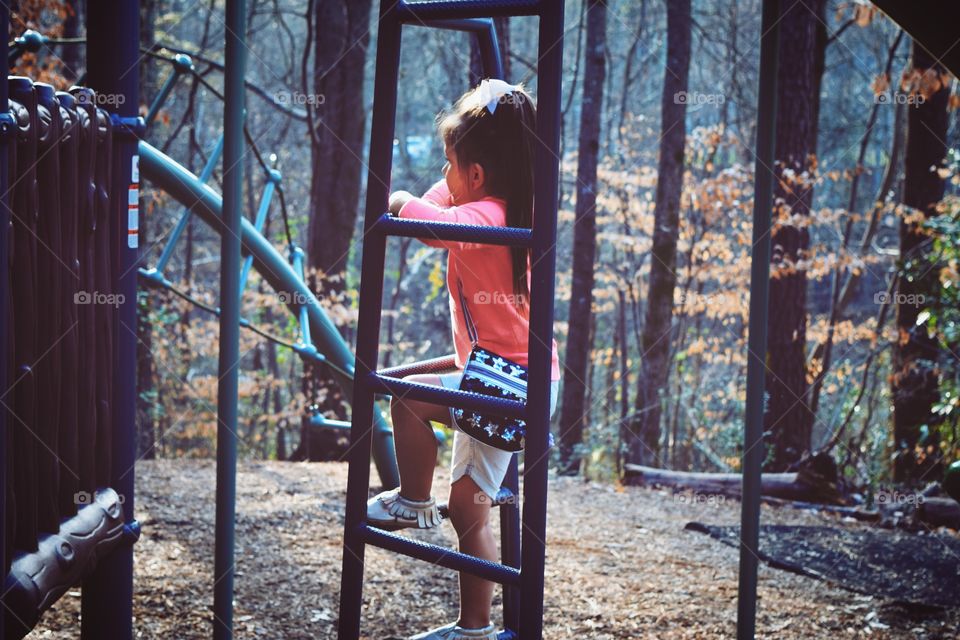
473 78 522 115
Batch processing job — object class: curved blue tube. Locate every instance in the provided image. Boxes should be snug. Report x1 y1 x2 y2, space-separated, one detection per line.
137 140 400 489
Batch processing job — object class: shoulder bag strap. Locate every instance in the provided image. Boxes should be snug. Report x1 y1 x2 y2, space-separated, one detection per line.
456 275 480 347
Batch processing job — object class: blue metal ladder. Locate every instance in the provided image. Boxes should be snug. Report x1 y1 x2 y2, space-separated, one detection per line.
338 2 564 639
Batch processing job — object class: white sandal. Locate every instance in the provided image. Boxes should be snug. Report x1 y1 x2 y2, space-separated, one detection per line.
366 488 443 530
409 621 498 640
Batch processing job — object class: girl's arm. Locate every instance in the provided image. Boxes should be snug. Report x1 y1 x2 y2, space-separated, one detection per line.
398 181 505 251
388 180 450 215
419 179 454 207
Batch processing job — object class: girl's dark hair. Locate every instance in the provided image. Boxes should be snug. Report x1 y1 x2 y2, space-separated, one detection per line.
438 82 537 310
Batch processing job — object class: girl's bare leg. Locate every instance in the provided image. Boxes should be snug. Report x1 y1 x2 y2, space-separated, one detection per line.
448 475 496 629
391 374 451 501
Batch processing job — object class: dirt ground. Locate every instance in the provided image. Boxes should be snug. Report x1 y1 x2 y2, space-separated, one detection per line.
27 459 960 639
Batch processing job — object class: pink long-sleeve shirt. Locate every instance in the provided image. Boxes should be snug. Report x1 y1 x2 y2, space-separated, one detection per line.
398 180 561 381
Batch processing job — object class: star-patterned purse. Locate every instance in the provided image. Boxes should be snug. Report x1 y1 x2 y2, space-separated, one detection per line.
453 277 539 452
454 344 530 451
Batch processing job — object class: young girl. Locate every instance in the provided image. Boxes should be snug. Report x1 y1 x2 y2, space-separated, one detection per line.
366 79 561 640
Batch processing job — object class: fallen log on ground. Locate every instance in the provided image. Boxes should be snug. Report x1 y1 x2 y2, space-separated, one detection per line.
917 497 960 529
623 463 844 505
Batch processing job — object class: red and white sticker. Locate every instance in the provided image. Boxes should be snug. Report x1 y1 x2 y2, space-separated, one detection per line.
128 155 140 248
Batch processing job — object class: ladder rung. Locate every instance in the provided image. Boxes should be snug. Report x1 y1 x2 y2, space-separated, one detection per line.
358 524 521 585
395 0 542 21
373 213 533 248
378 354 458 379
367 372 527 420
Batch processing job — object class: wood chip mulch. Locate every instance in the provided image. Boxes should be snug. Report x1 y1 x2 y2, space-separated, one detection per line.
27 459 960 639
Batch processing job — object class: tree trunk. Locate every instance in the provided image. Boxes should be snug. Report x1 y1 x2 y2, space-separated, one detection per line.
302 0 371 459
383 237 412 370
893 40 949 484
809 31 905 419
268 338 283 459
836 99 906 314
62 0 84 83
306 0 372 294
626 0 691 468
139 0 160 101
605 314 618 435
136 247 156 460
622 463 842 504
763 0 825 471
616 288 629 476
616 0 647 149
558 0 607 475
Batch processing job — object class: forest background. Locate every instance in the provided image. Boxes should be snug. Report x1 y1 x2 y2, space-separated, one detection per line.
12 0 960 497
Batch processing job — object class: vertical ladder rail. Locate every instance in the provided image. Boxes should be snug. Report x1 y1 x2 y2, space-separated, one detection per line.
518 3 563 639
338 2 402 637
499 456 522 633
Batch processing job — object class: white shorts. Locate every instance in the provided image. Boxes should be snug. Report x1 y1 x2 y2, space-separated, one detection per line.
437 370 560 501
